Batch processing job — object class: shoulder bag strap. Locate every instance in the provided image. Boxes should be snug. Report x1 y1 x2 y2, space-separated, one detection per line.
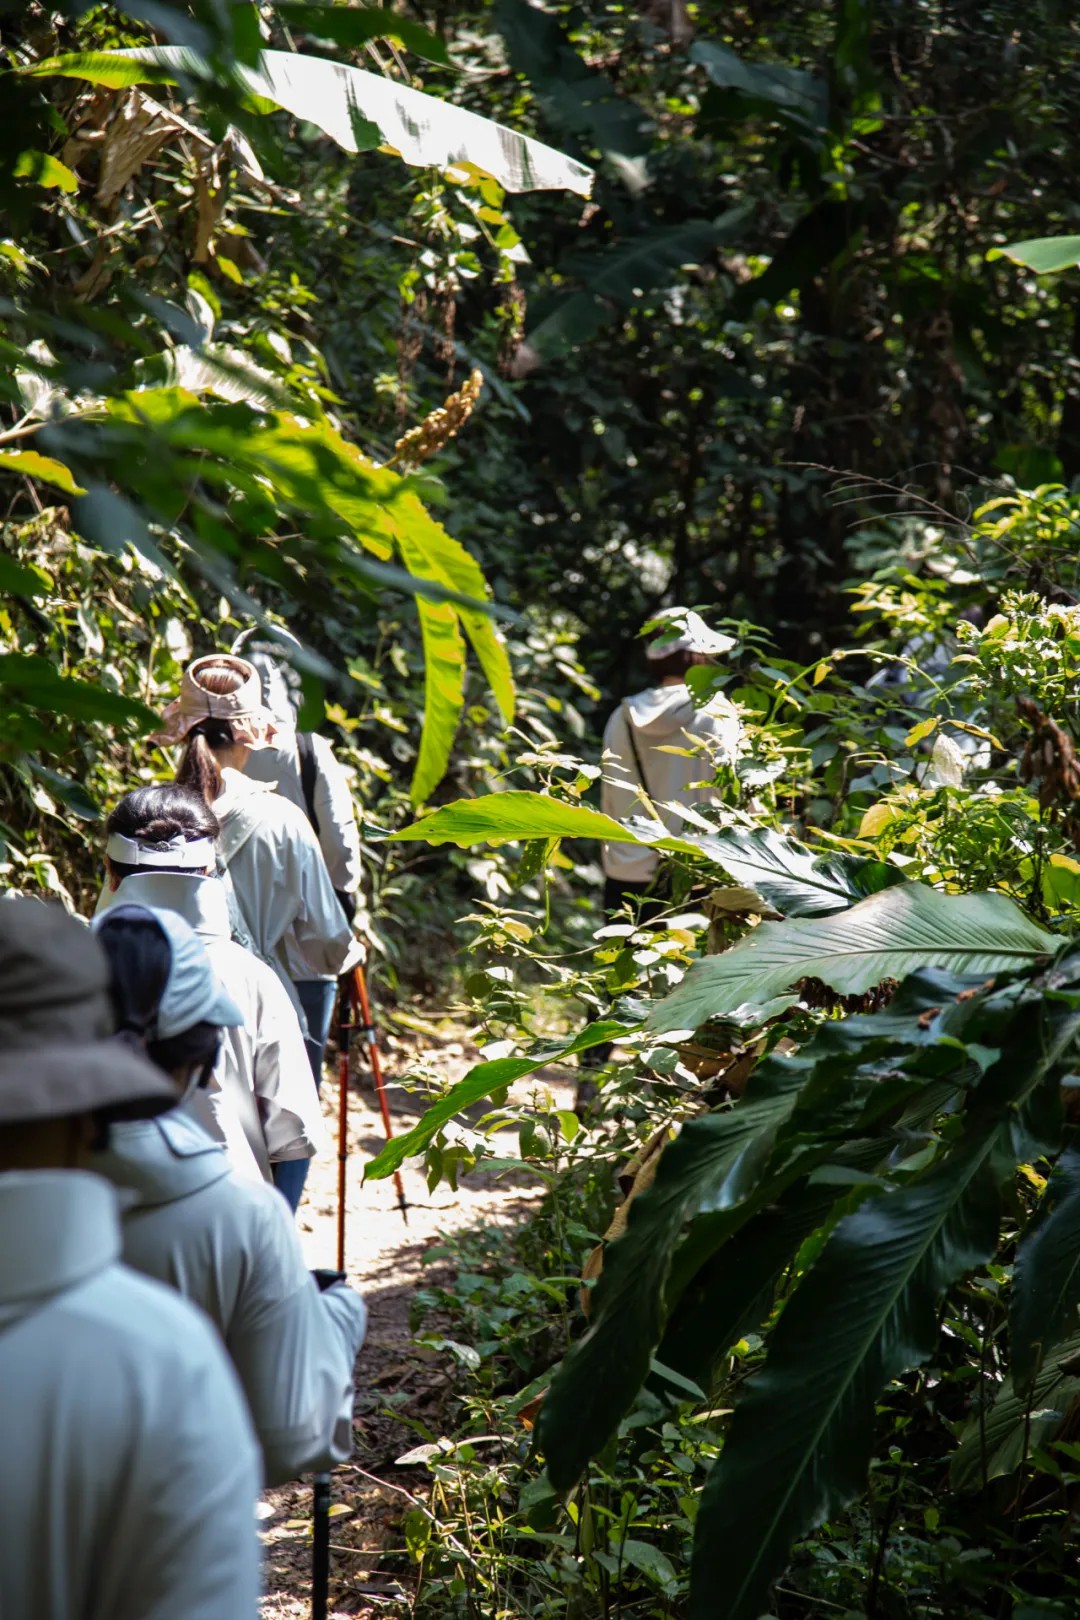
620 702 654 802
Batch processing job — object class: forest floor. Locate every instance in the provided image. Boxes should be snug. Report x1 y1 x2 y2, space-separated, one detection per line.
257 1008 574 1619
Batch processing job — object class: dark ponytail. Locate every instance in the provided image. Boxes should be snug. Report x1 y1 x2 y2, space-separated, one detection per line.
176 719 235 807
96 912 173 1049
96 911 221 1079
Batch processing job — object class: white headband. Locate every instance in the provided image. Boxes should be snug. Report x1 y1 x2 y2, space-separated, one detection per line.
105 833 216 870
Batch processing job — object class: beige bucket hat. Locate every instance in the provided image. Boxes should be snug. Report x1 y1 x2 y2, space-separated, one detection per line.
151 654 279 749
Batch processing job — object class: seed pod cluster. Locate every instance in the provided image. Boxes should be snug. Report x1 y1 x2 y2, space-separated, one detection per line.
390 368 484 471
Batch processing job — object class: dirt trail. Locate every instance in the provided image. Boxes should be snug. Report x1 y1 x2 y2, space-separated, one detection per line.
258 1017 574 1618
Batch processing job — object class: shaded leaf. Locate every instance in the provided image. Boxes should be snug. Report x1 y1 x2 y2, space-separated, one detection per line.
649 885 1061 1032
952 1328 1080 1492
1011 1148 1080 1385
277 5 450 65
690 38 826 129
690 1138 1003 1620
701 823 904 918
539 1064 807 1489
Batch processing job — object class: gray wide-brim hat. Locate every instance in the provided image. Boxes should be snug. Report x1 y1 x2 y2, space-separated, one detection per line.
0 897 176 1124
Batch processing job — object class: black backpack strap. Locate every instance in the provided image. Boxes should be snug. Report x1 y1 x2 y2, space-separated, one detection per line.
297 731 321 837
621 702 654 801
297 730 356 925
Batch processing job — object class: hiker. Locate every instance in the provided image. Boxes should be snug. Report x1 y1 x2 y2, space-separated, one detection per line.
154 654 354 1115
88 903 368 1486
0 897 261 1620
232 624 364 930
96 783 324 1201
600 607 743 915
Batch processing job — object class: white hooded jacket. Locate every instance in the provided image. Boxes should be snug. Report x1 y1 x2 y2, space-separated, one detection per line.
244 729 363 898
215 768 354 985
600 684 742 883
89 1109 368 1487
0 1170 261 1620
95 871 325 1182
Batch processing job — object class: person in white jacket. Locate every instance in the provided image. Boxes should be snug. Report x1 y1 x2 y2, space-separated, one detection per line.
155 652 357 1210
96 783 325 1200
155 655 354 1000
600 607 743 915
89 902 368 1487
231 624 364 913
0 898 261 1620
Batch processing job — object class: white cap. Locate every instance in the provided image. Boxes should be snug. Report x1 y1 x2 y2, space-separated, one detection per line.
94 903 244 1041
644 607 735 660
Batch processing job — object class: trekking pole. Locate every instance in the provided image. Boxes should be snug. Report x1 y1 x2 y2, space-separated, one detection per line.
352 961 408 1223
311 1471 331 1620
335 974 356 1275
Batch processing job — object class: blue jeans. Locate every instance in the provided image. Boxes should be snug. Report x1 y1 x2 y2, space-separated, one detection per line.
272 978 338 1214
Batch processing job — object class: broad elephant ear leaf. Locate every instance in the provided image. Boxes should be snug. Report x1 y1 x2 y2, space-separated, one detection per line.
1011 1148 1080 1385
649 884 1061 1032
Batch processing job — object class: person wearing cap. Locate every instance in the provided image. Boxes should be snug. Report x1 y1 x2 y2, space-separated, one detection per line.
97 783 325 1202
155 653 354 1023
600 608 743 914
0 897 261 1620
87 903 368 1487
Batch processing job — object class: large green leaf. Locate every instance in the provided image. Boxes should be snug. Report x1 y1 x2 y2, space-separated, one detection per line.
408 597 465 806
688 994 1080 1620
29 48 594 196
987 236 1080 274
1011 1148 1080 1385
539 1065 808 1490
395 790 695 850
649 884 1061 1032
275 5 450 66
701 824 903 918
690 1138 1003 1620
690 38 827 130
526 211 750 362
0 654 159 731
364 1022 626 1180
951 1328 1080 1493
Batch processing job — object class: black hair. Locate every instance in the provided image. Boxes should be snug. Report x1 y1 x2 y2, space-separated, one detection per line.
151 1021 221 1077
176 719 236 806
95 912 221 1079
97 912 172 1047
647 647 711 682
106 783 221 881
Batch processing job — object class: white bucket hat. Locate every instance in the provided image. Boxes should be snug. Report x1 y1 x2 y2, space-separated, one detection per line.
93 903 243 1041
643 607 735 660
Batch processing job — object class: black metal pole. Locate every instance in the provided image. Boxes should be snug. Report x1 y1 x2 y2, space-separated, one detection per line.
311 1471 331 1620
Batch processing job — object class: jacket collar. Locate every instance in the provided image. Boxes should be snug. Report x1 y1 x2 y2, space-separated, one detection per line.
94 871 232 944
0 1171 120 1322
89 1108 232 1208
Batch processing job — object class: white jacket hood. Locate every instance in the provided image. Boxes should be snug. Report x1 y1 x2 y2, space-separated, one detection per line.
623 683 704 739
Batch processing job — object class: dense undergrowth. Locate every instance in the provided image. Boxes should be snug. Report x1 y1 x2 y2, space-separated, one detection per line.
362 490 1080 1620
